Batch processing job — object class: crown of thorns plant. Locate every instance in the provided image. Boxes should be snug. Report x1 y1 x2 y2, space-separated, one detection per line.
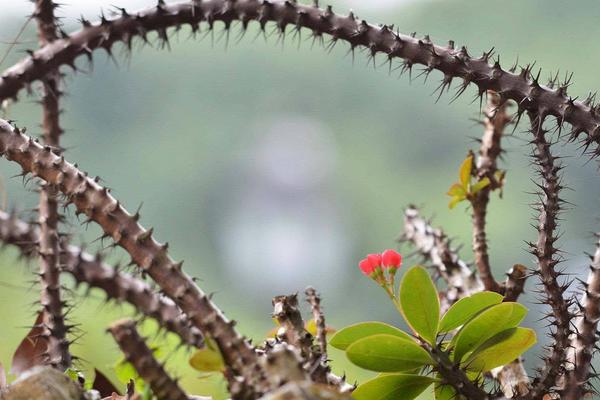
0 1 598 399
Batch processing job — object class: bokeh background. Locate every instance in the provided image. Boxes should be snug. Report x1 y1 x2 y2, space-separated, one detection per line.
1 0 600 398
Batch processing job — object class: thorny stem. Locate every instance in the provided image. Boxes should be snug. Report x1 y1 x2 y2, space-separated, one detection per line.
269 292 353 392
470 91 510 294
563 235 600 399
108 319 189 400
0 120 266 399
526 112 572 399
272 294 313 361
34 0 71 371
427 345 489 400
305 287 327 357
0 209 205 349
272 293 331 385
503 264 527 303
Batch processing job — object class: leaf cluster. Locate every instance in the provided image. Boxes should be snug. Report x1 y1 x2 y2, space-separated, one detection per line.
330 266 536 400
446 154 504 209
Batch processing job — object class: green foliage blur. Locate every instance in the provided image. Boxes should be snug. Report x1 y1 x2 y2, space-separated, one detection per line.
0 0 600 398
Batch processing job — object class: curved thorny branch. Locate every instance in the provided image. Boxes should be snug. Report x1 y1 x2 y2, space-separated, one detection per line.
0 209 205 349
0 120 267 398
0 1 600 157
34 0 71 371
108 319 189 400
526 112 573 399
563 235 600 399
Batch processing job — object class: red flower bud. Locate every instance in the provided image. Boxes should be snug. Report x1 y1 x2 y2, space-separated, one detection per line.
367 253 382 268
382 249 402 269
359 258 375 275
359 254 382 275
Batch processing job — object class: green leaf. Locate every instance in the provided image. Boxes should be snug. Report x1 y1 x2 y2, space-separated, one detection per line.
447 183 466 197
438 292 503 333
352 374 436 400
114 360 139 385
435 383 458 400
346 334 434 372
448 195 466 209
470 177 490 194
330 321 412 350
114 360 147 394
189 345 225 372
459 155 473 188
415 388 436 400
464 327 536 372
399 266 440 344
452 302 527 362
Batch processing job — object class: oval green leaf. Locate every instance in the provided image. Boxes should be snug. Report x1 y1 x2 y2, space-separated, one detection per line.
399 266 440 344
346 334 434 372
471 177 491 194
353 374 436 400
464 327 536 372
452 302 527 362
189 346 225 372
459 155 473 188
329 321 412 351
439 291 503 333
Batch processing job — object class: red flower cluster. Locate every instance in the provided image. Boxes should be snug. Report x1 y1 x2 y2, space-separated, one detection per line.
359 249 402 276
358 249 402 300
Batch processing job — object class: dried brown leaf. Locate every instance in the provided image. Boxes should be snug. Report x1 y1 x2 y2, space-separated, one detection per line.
93 368 121 397
10 312 48 376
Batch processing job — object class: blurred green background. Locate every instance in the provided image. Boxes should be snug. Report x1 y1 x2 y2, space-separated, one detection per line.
1 0 600 398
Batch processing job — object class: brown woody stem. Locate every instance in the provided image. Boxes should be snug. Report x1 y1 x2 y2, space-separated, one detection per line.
272 293 328 384
470 91 510 293
563 235 600 399
304 287 327 357
428 346 489 400
270 292 352 391
34 0 71 371
108 319 189 400
472 93 530 397
527 112 572 399
272 294 313 360
503 264 527 303
0 209 204 348
0 120 266 398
